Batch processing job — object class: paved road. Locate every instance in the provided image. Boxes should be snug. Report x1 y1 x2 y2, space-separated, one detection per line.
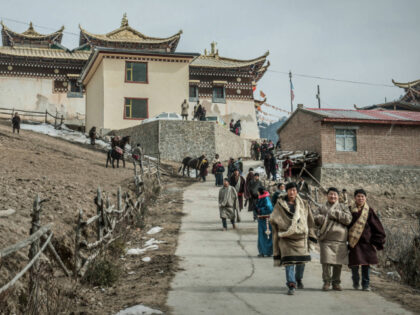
168 162 410 315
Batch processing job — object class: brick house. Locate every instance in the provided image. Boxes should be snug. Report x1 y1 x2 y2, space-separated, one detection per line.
277 105 420 192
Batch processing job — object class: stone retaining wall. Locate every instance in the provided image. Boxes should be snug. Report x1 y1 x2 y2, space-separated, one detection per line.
114 120 251 162
318 164 420 194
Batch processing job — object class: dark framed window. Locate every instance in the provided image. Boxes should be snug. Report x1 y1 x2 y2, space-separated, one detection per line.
67 79 84 98
335 129 357 152
125 62 147 83
124 98 148 120
189 86 198 101
212 86 225 103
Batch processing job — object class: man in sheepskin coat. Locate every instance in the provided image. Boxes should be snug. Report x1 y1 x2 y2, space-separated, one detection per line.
314 187 352 291
270 182 317 295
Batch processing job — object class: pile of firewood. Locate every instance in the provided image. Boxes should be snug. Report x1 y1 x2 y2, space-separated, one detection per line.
275 150 320 168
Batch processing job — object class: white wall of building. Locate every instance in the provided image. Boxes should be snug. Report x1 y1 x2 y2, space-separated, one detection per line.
85 56 190 133
85 62 104 133
199 98 260 139
0 76 85 119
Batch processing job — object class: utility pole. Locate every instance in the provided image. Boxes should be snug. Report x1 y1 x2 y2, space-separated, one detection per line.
316 85 321 108
289 71 294 112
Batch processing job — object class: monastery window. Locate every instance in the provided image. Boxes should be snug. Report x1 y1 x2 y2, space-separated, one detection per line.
189 86 198 101
335 128 357 152
124 98 148 120
125 62 148 83
212 86 226 103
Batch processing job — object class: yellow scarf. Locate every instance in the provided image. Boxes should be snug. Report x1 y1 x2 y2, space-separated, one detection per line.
348 202 369 248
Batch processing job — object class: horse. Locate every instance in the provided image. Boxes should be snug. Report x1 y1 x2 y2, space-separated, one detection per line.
179 155 206 177
106 136 130 168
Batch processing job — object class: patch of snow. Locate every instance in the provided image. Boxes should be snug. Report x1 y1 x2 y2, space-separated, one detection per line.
126 244 159 256
144 238 165 246
20 123 111 150
115 304 162 315
254 166 267 178
146 226 163 235
142 257 151 262
127 271 136 275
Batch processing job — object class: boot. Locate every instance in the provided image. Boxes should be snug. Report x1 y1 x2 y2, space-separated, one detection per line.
332 284 342 291
297 280 304 289
322 282 330 291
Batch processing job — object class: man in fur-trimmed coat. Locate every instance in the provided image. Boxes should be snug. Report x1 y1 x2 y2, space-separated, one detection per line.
314 187 352 291
270 182 317 295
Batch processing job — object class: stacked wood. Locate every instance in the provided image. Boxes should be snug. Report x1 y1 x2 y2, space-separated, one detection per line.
275 150 320 169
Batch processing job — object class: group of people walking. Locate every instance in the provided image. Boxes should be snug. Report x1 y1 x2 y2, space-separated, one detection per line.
218 165 386 295
251 139 275 161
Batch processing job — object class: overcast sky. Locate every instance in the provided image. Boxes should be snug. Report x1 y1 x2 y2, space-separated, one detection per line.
1 0 419 119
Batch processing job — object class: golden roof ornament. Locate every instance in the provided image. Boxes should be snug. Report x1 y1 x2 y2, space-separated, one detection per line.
121 13 129 27
210 41 217 56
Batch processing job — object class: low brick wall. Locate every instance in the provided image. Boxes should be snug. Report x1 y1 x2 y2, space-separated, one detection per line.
114 120 252 162
318 164 420 194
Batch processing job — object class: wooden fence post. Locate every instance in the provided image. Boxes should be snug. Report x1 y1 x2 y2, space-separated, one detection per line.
60 114 64 128
28 194 41 305
158 152 161 179
45 110 48 124
54 109 58 129
74 209 82 279
117 186 122 212
96 187 103 241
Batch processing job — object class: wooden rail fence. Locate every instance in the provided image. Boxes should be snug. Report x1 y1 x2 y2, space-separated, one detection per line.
0 107 65 129
0 163 160 299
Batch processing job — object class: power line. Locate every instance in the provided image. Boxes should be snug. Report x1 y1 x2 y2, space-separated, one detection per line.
0 16 79 36
268 69 396 88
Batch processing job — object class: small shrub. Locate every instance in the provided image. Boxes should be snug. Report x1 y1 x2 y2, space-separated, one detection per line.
108 238 126 258
83 259 120 287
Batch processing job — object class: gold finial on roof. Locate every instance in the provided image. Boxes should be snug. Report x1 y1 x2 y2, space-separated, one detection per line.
28 22 34 31
121 13 128 27
204 48 207 55
210 41 217 55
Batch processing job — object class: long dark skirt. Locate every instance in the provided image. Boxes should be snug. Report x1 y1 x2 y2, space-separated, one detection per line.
258 219 273 256
215 172 224 186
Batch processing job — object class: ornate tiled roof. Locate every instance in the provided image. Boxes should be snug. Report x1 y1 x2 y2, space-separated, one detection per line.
191 42 269 68
0 46 90 60
392 79 420 104
392 79 420 89
190 42 269 81
79 14 182 51
1 21 64 46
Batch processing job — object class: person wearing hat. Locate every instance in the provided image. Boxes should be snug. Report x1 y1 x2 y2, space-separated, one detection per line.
314 187 352 291
269 182 317 295
218 178 238 231
256 186 273 257
348 189 385 291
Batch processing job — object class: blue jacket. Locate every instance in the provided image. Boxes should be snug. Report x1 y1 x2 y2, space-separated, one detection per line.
257 192 273 216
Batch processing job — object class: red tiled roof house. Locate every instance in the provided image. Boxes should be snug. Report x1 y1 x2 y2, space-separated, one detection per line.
277 105 420 192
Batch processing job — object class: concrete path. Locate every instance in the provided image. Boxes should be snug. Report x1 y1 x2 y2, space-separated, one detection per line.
167 162 410 315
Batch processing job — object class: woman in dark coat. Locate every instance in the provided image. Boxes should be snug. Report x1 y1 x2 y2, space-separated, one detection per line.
12 112 21 134
348 189 385 291
215 162 225 187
